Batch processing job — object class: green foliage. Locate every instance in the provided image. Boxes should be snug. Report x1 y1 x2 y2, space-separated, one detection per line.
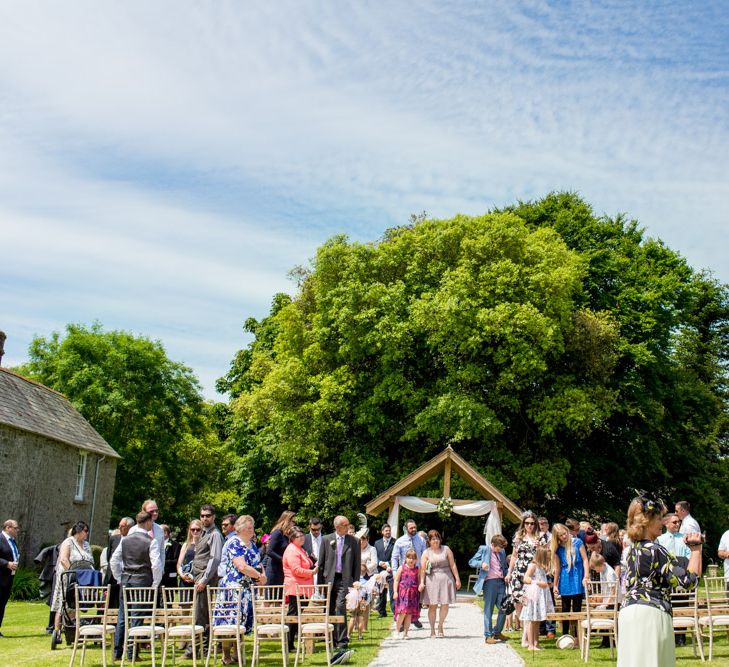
10 567 40 601
222 193 729 547
19 323 238 529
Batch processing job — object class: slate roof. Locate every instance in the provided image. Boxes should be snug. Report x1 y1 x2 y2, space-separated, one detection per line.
0 368 120 458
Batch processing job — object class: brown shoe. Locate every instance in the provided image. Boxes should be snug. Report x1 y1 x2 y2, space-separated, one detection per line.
496 633 510 641
485 636 501 644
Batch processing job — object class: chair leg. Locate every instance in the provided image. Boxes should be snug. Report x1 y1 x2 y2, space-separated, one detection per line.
325 630 332 666
282 632 288 667
80 639 87 667
70 634 79 667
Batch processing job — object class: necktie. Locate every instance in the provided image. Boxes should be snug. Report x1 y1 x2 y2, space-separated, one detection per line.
9 537 19 562
336 536 343 573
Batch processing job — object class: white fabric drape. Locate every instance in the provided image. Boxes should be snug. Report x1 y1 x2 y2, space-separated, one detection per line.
386 495 502 541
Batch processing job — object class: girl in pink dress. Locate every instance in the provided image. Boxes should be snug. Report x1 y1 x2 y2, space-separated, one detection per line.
393 549 420 639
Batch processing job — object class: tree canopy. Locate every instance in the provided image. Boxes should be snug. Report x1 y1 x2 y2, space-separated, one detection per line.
20 323 237 527
221 193 729 542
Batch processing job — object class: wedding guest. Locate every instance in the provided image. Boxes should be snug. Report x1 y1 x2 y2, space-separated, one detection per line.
618 495 701 667
419 530 460 638
265 511 295 586
551 522 589 637
505 511 541 632
283 526 317 652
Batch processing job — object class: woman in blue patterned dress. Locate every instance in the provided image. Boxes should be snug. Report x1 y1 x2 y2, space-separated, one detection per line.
618 496 702 667
215 515 266 664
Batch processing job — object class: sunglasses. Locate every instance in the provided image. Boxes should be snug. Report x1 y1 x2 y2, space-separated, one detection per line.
200 513 213 519
191 528 202 532
524 521 536 525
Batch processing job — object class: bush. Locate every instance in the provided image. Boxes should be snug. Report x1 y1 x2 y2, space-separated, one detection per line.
10 567 40 601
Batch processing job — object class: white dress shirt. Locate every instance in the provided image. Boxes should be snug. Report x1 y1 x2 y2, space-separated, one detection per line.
109 524 163 587
680 514 701 536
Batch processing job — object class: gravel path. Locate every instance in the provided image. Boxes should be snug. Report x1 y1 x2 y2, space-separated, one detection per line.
368 602 524 667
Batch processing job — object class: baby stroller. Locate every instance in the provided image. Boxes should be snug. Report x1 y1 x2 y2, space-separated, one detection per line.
52 562 102 649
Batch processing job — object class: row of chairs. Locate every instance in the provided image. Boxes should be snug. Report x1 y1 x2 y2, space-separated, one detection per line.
69 583 335 667
578 576 729 662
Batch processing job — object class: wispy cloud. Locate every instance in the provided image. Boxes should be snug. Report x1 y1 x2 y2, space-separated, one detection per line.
1 1 727 396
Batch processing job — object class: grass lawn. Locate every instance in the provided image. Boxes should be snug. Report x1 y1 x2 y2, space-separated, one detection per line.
1 601 392 666
473 596 729 665
500 618 729 665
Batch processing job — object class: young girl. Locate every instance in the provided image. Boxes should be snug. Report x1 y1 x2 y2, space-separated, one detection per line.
520 545 554 651
393 548 420 639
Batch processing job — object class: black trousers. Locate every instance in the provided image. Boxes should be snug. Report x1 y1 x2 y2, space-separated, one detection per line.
329 574 348 647
0 582 11 628
560 594 583 636
376 575 394 616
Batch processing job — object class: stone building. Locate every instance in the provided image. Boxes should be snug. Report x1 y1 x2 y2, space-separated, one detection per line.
0 367 119 564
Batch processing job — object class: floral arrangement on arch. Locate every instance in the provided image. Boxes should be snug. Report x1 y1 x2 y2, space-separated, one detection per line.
437 496 453 519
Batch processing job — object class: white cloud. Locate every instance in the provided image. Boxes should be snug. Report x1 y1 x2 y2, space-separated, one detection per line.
0 1 727 396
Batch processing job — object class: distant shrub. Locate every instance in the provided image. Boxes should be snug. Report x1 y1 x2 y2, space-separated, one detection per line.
10 567 40 601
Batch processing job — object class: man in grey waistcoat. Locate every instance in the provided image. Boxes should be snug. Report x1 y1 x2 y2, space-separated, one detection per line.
191 504 223 652
110 510 162 660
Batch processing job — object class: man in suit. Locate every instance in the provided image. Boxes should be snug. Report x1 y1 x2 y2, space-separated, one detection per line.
318 515 361 649
161 524 182 588
373 523 395 617
0 519 20 638
190 503 223 654
303 517 324 585
110 511 163 660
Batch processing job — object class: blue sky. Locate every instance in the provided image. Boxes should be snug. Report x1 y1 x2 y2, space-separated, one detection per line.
1 2 727 398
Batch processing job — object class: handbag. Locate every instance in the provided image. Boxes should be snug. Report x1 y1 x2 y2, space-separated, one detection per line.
500 581 516 615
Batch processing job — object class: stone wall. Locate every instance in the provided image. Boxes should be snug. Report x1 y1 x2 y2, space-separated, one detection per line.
0 423 117 565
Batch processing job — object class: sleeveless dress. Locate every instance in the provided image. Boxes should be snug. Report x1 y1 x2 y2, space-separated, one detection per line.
422 547 456 605
511 535 542 604
51 537 94 612
394 564 420 617
519 566 555 621
180 543 195 587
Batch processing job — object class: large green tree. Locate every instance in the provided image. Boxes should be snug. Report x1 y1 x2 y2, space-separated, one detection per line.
20 323 235 527
221 193 729 545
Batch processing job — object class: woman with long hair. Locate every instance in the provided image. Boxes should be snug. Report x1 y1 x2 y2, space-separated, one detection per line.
505 511 541 635
551 522 590 637
265 510 296 586
618 496 701 666
177 519 203 586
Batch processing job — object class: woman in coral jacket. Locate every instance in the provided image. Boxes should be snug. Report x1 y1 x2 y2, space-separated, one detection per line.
283 526 319 652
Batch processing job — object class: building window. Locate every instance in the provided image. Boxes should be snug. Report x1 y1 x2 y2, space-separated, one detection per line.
75 451 88 501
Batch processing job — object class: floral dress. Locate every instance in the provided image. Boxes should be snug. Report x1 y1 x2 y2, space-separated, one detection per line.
511 535 541 604
394 564 420 617
51 537 94 612
214 536 261 631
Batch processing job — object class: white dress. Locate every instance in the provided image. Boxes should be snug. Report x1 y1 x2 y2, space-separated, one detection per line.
51 537 94 611
519 566 554 622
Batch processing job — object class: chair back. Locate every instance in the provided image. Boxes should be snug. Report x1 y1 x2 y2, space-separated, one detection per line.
123 586 159 629
703 576 729 617
163 586 196 628
295 583 331 625
208 585 245 629
75 585 111 625
670 585 698 616
252 585 286 627
585 579 618 623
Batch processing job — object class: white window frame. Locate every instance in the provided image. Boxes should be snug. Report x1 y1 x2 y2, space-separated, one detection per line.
75 451 88 501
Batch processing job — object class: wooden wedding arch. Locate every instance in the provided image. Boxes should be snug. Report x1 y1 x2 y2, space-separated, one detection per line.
365 445 522 537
